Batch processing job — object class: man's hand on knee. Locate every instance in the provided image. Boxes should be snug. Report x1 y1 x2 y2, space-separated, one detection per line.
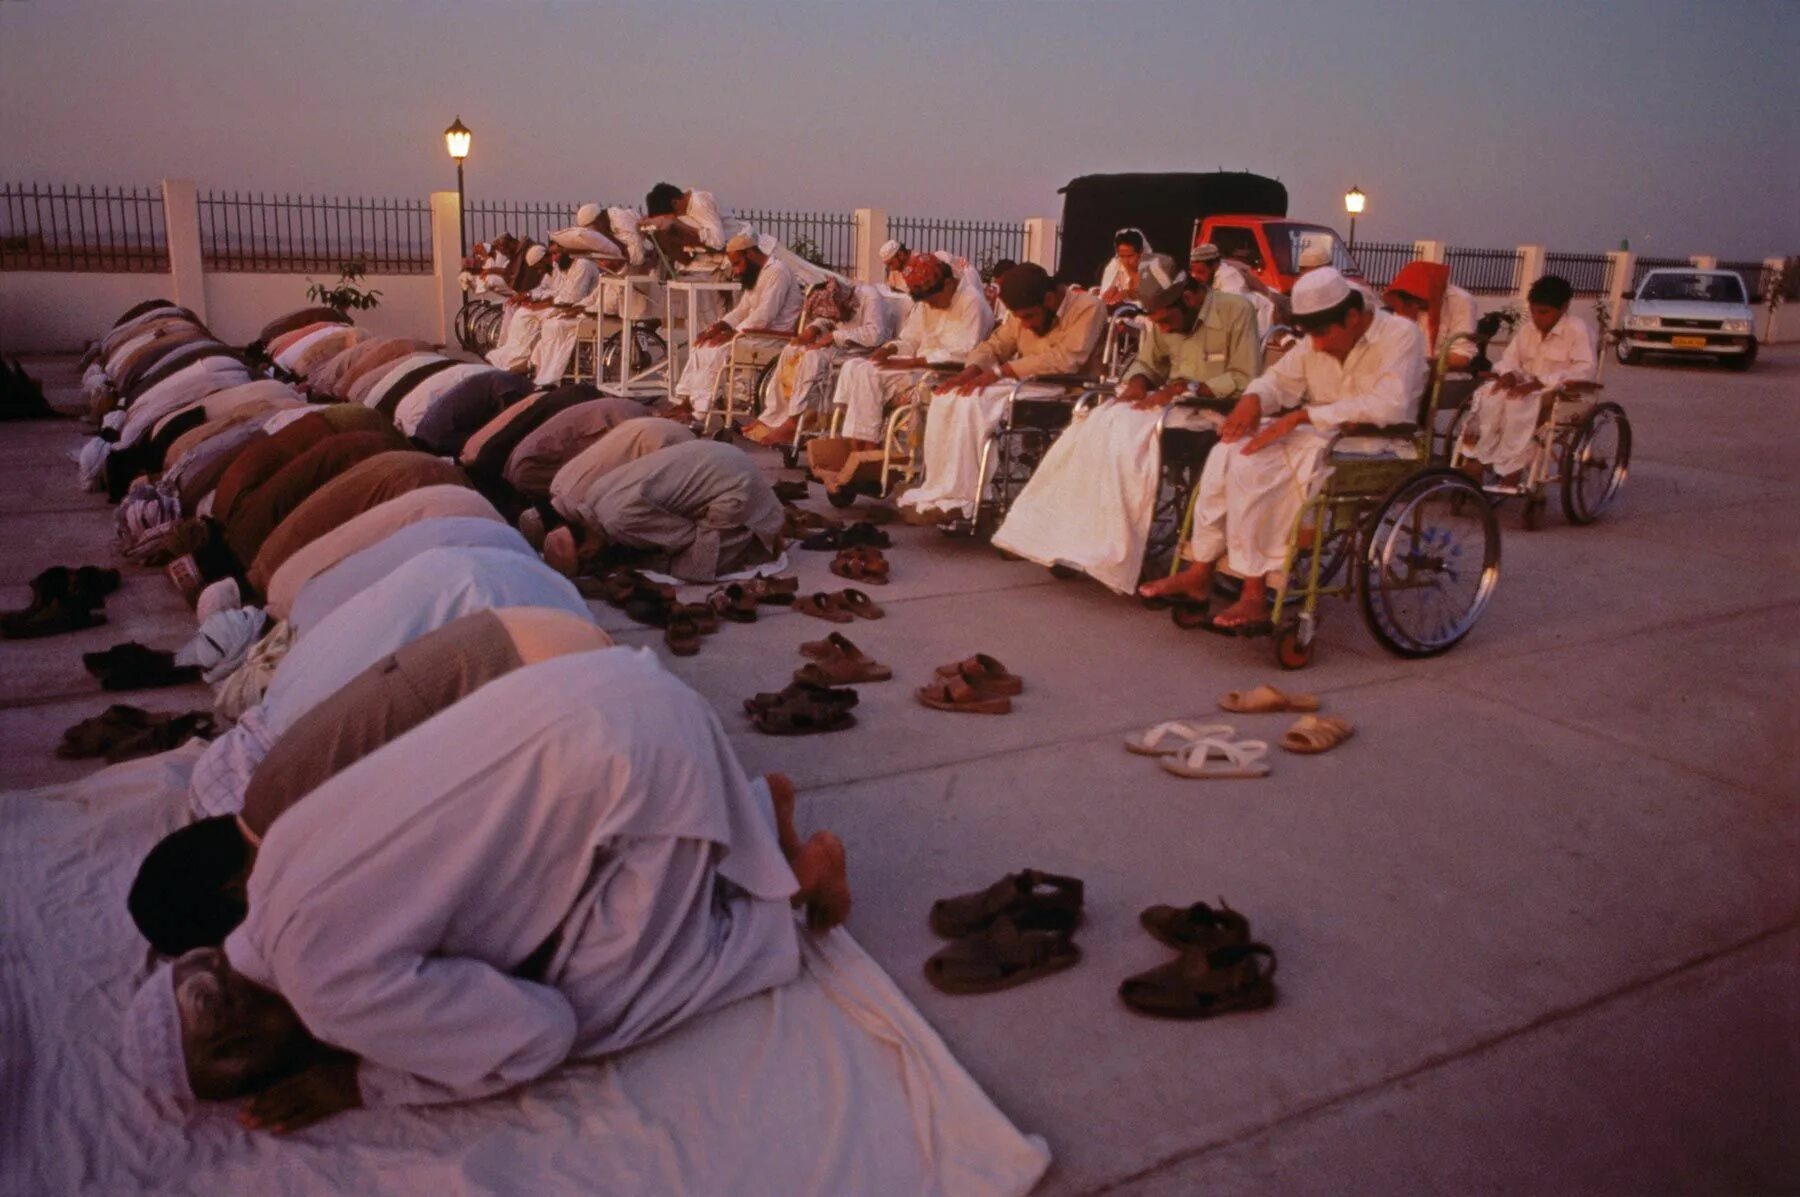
1219 393 1262 443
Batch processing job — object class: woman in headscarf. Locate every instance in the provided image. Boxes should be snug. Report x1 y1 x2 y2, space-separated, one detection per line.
1098 228 1177 310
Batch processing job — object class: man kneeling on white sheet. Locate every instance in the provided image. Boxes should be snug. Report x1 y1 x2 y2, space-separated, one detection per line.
992 272 1259 593
122 649 849 1130
671 232 803 421
897 263 1105 523
1138 268 1425 627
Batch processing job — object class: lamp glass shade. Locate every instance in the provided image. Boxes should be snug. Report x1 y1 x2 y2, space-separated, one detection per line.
445 118 472 161
1344 187 1366 216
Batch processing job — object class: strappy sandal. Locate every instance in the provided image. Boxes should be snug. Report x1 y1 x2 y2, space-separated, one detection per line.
743 575 799 605
664 612 701 657
669 601 719 634
1219 683 1320 714
836 588 883 620
1123 720 1235 757
795 591 854 624
794 653 892 686
743 681 858 715
1138 900 1251 951
932 653 1023 696
1280 714 1355 754
929 868 1085 939
829 546 890 584
706 584 759 624
1159 736 1270 779
799 630 863 660
751 696 858 736
1118 942 1278 1020
925 912 1082 995
917 675 1012 715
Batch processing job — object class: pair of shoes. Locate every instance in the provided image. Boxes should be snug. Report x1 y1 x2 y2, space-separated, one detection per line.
739 575 799 606
793 589 882 623
925 869 1085 994
1219 685 1356 755
663 602 720 657
81 641 203 691
705 583 761 624
916 653 1021 715
829 545 889 584
0 565 121 639
791 633 891 685
744 680 858 735
1121 900 1277 1020
1124 721 1270 779
591 570 678 627
56 704 216 763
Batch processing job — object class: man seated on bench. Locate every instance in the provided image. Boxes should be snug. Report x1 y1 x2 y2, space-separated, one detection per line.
992 271 1259 593
670 232 803 422
1139 268 1425 628
528 243 604 386
123 650 849 1130
741 277 896 447
1459 273 1595 482
822 253 994 460
897 264 1105 524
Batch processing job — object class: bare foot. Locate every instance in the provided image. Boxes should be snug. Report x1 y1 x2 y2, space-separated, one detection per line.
790 831 851 932
1211 590 1269 629
1139 562 1213 600
765 772 802 859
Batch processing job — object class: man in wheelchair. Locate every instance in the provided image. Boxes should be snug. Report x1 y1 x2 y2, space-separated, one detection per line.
990 273 1259 593
1138 268 1425 629
897 264 1105 523
670 231 804 422
1458 274 1595 483
741 277 897 447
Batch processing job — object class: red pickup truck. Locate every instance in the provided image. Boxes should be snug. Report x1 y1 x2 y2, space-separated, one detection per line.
1192 215 1366 295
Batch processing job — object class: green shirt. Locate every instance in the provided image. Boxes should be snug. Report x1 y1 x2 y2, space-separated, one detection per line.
1122 289 1260 400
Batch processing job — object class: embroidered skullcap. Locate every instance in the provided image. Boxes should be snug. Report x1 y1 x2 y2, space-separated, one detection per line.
123 962 192 1099
1297 244 1333 270
575 203 601 227
878 239 902 263
1291 267 1352 316
1188 242 1221 264
725 230 758 255
903 251 950 294
525 245 547 266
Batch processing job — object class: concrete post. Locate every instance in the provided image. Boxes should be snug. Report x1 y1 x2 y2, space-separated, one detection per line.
160 179 207 325
853 208 887 285
1023 217 1058 271
1515 244 1545 312
429 190 463 351
1605 249 1634 321
1413 239 1445 264
1690 255 1717 270
1762 256 1788 342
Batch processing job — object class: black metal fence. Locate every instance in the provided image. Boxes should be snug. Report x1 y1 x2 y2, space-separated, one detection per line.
465 199 579 251
1350 240 1416 288
889 216 1028 274
732 209 856 273
1446 246 1523 293
1628 255 1692 292
1542 252 1614 296
0 183 168 272
1717 259 1769 301
199 191 432 273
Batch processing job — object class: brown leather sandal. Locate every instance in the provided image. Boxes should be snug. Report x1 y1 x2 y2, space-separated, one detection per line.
930 869 1086 939
835 588 883 620
932 653 1023 696
799 630 863 660
829 546 890 584
794 653 892 685
917 674 1012 715
795 592 854 624
1118 942 1278 1020
925 911 1082 994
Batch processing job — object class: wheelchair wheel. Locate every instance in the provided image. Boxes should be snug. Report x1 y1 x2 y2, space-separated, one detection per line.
1560 402 1631 525
1358 469 1500 658
600 327 668 377
1275 619 1314 670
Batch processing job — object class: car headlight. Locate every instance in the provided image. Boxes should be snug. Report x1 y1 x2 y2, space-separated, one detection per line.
1626 314 1656 330
1723 318 1752 334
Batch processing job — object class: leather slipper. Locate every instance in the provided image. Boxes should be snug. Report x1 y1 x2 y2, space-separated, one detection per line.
930 868 1085 939
925 911 1081 995
1119 942 1277 1020
796 592 854 624
917 675 1011 715
932 653 1023 696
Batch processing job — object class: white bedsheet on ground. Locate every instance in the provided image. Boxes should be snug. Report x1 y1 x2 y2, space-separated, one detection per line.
0 744 1050 1197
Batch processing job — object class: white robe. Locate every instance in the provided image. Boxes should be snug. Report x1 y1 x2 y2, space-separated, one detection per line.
758 283 896 429
1464 314 1596 475
679 190 728 251
674 257 804 413
360 352 447 411
116 356 253 448
1414 284 1480 364
831 276 993 443
392 363 497 437
189 547 592 819
1214 261 1275 337
1188 310 1425 580
530 259 603 386
223 648 800 1108
487 278 556 372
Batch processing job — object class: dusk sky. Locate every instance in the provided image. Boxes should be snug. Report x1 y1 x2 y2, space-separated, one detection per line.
2 0 1794 259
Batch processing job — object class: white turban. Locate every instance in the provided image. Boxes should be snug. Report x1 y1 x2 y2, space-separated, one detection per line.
1291 267 1352 316
525 245 547 266
123 962 193 1099
878 239 902 263
1297 244 1333 270
575 203 601 227
725 230 758 255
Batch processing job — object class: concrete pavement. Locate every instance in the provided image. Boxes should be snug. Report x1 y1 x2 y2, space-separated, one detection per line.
1 347 1794 1194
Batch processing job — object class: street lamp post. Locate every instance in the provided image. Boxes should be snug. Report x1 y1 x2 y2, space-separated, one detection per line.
1344 186 1366 259
444 117 472 259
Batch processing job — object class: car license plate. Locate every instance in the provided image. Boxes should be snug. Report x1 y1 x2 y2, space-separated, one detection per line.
1672 335 1707 348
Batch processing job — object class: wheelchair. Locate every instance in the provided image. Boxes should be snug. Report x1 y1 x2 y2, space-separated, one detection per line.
455 297 505 355
1164 334 1502 668
962 375 1107 535
1446 379 1630 529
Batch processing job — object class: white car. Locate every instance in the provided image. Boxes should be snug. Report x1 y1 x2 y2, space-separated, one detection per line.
1617 269 1757 370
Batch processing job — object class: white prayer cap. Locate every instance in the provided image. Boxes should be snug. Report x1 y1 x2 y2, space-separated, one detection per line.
725 230 758 255
525 245 547 266
1291 267 1352 316
123 963 193 1099
878 239 902 263
575 203 601 227
1297 244 1333 270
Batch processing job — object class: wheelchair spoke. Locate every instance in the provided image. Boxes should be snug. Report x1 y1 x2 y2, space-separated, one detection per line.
1360 471 1500 657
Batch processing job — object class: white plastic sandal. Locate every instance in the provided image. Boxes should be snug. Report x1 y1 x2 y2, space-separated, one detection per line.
1124 721 1236 757
1159 736 1271 779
